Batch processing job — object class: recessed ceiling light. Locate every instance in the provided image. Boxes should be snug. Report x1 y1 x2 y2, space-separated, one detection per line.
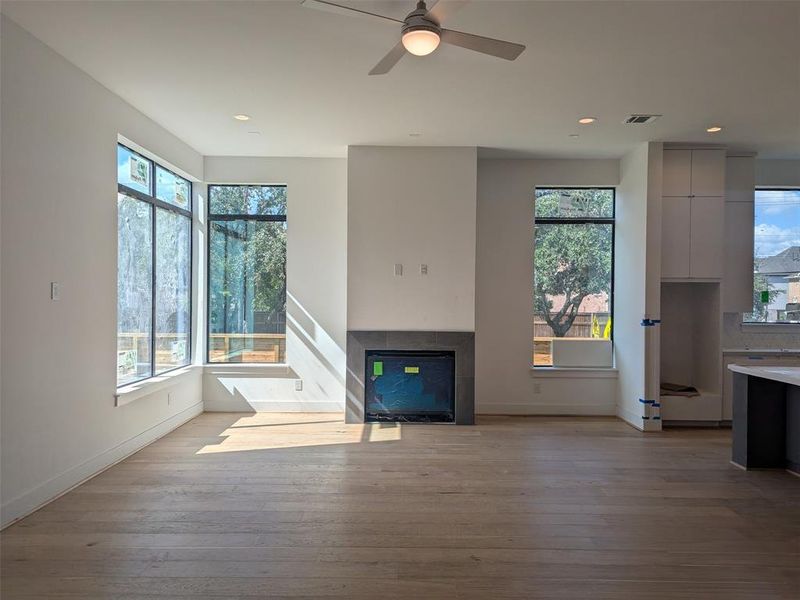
234 114 251 121
248 131 261 136
409 132 422 137
578 117 597 125
568 134 579 138
706 125 723 133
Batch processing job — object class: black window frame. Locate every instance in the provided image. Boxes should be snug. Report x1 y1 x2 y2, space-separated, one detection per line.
744 186 800 325
532 186 616 367
206 184 288 364
117 143 193 387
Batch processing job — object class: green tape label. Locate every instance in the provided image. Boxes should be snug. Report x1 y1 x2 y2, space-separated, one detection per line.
373 361 383 376
404 366 419 374
760 290 770 303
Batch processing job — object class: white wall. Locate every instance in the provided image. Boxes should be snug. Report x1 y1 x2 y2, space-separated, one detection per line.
614 143 662 430
202 157 347 412
0 16 204 527
755 159 800 188
475 159 620 415
347 146 477 332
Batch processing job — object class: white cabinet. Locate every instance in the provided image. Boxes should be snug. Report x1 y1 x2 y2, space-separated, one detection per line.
661 197 690 278
690 197 725 278
689 150 726 197
662 149 726 198
661 148 725 280
662 150 692 197
722 156 755 313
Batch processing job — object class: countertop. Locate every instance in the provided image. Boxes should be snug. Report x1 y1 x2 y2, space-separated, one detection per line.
722 349 800 355
727 365 800 387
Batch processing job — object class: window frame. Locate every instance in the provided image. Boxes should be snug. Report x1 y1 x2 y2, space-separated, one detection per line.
206 184 288 364
117 143 193 387
743 186 800 326
532 186 616 368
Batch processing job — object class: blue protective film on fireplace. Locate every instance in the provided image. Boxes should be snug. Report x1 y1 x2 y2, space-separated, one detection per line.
365 351 455 421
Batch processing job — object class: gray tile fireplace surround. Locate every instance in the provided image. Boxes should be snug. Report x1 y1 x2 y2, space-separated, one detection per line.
346 331 475 424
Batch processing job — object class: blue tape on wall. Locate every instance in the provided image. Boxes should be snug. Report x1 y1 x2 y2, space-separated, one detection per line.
640 319 662 327
639 398 655 404
652 402 661 408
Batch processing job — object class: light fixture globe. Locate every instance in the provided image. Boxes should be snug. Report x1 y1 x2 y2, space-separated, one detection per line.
400 1 441 56
402 28 440 56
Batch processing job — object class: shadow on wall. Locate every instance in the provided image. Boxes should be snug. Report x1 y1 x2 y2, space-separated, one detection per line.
203 291 346 412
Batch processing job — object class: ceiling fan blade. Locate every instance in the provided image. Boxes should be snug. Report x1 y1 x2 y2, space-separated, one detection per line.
368 41 407 75
425 0 469 26
301 0 402 25
440 28 525 60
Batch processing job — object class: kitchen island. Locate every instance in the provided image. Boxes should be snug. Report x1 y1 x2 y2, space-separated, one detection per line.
728 365 800 474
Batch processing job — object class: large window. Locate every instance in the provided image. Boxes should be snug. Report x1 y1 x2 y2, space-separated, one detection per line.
745 188 800 324
533 188 614 366
207 185 287 363
117 145 192 386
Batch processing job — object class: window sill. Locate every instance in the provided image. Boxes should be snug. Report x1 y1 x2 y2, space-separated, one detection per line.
203 363 291 377
115 365 200 407
740 322 800 333
530 367 618 379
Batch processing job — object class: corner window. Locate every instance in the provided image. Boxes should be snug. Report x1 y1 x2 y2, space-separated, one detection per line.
745 188 800 324
207 185 287 363
533 188 614 367
117 144 192 386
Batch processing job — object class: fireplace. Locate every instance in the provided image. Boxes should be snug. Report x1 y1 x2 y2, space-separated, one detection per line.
346 331 474 425
365 350 455 423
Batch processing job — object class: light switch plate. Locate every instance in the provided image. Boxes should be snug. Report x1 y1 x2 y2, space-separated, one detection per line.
50 282 60 301
295 379 303 391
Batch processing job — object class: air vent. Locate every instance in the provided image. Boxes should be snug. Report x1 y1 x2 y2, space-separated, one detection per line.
624 114 662 124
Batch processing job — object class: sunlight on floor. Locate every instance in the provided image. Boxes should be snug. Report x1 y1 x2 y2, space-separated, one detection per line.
195 413 402 454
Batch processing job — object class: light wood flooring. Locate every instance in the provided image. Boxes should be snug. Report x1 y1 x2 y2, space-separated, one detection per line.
2 413 799 599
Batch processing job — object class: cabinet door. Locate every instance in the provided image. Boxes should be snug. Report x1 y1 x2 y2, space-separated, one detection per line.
661 196 691 278
722 200 754 312
690 196 724 278
691 149 726 197
662 149 692 197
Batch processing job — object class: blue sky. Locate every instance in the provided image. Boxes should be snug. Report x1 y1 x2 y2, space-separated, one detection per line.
754 189 800 258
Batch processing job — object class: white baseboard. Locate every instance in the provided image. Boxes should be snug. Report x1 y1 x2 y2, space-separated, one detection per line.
1 401 203 529
615 405 661 431
204 399 345 412
477 402 616 416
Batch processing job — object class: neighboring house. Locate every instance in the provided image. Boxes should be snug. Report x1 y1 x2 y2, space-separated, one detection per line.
757 246 800 320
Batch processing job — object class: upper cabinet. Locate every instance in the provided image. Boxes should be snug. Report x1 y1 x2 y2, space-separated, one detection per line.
721 155 756 312
662 150 693 196
661 148 726 280
662 149 726 198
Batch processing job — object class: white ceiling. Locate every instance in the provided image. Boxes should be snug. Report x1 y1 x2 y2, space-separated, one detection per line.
3 0 799 159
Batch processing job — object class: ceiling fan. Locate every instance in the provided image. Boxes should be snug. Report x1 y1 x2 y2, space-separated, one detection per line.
301 0 526 75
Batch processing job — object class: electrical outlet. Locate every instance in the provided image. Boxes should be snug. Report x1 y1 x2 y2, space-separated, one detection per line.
394 263 403 276
50 282 60 301
167 392 173 405
532 382 542 394
295 379 303 391
420 264 428 275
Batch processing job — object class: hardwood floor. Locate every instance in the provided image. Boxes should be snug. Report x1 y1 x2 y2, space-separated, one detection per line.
2 413 799 599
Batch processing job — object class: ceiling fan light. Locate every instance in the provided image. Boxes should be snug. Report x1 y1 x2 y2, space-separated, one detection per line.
402 29 440 56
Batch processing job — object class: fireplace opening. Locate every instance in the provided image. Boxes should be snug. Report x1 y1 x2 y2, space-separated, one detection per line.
364 350 456 423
